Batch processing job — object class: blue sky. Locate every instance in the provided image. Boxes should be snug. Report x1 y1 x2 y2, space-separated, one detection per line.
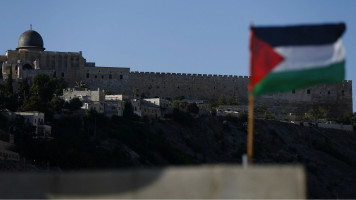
1 0 355 112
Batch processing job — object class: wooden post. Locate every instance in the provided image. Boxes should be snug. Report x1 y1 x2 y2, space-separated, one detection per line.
247 23 254 164
247 95 254 164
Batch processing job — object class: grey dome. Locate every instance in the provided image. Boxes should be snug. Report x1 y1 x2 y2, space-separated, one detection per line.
17 30 45 51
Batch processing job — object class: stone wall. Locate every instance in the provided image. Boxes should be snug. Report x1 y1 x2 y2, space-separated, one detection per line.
1 48 353 118
79 68 353 118
255 81 353 118
128 71 249 103
84 66 130 94
0 165 306 199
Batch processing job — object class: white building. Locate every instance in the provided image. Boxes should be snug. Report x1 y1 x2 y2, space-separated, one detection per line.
0 140 19 162
216 105 247 116
13 111 52 139
14 111 44 126
131 99 142 117
62 88 105 113
104 99 124 117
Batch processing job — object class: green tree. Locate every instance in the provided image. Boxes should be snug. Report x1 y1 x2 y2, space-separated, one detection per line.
0 72 18 111
49 97 65 113
0 83 6 107
140 93 147 99
186 102 199 114
18 78 30 97
51 77 67 96
123 101 134 118
255 105 267 113
255 105 267 119
21 96 46 112
30 74 52 102
170 96 185 110
104 90 111 95
74 81 87 91
133 88 139 98
217 96 227 105
308 107 328 122
64 98 83 111
237 112 248 123
228 96 238 105
5 68 13 96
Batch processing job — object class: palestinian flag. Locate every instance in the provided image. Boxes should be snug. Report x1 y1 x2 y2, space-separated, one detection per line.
249 23 346 96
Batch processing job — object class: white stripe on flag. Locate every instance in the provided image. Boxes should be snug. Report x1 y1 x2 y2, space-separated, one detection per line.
273 38 345 72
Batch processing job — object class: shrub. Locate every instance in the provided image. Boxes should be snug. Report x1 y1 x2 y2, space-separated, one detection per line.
186 102 199 114
237 112 248 123
167 108 194 127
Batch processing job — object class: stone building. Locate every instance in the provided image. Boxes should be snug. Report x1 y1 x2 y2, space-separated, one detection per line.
104 95 126 117
142 98 170 118
3 111 52 139
0 30 353 118
62 88 105 113
0 140 19 162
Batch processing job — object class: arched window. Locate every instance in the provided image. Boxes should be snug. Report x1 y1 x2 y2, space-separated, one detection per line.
22 64 33 70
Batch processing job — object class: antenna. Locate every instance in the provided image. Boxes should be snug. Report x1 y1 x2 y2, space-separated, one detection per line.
30 24 32 30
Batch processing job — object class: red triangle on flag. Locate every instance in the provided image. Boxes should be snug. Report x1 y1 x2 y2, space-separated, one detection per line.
249 31 285 92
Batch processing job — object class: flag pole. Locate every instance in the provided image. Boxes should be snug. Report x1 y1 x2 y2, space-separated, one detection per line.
247 94 254 164
247 23 254 164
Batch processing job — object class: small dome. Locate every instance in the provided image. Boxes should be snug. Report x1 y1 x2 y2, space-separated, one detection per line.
17 30 45 51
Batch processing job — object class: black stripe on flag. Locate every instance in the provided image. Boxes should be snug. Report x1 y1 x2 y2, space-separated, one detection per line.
252 23 345 47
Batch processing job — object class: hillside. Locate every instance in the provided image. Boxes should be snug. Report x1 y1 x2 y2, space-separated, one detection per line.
1 111 356 198
148 115 356 199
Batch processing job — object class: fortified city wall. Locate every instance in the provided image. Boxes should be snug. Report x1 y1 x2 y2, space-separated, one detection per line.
255 80 353 118
1 50 353 118
83 66 352 118
1 28 353 118
128 71 249 103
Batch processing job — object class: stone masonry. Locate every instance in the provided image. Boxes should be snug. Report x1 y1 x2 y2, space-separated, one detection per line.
0 30 353 118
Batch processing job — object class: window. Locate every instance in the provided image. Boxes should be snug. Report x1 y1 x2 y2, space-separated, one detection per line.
95 75 97 79
61 72 64 78
307 89 310 94
102 75 104 79
120 75 123 79
109 74 112 79
86 73 89 78
328 91 330 95
342 90 345 96
22 64 33 70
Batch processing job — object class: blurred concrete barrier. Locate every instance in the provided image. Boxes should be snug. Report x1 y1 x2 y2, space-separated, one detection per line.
0 165 306 199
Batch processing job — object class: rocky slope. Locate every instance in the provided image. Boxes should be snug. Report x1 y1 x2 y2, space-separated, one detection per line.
1 113 355 198
148 115 356 199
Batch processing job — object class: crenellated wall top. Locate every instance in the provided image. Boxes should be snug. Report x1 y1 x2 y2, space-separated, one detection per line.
128 71 253 81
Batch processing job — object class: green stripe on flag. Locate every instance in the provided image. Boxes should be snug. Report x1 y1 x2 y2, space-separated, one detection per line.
253 60 345 96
